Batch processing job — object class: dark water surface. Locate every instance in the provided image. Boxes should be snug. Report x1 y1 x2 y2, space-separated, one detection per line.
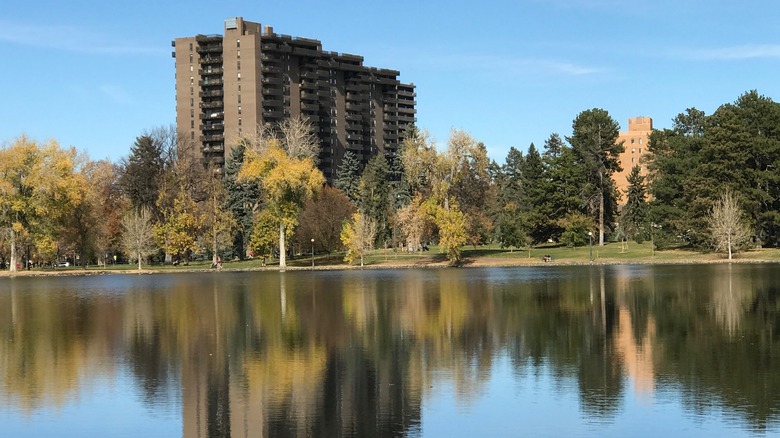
1 264 779 437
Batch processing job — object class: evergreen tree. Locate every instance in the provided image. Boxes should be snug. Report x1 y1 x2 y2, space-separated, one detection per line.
568 109 623 246
621 165 648 242
542 133 585 241
358 153 392 245
120 135 164 217
519 143 548 243
224 143 260 259
334 150 361 203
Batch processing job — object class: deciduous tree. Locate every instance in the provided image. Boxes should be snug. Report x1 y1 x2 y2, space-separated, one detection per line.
239 138 323 271
709 190 751 260
341 211 377 267
121 207 157 270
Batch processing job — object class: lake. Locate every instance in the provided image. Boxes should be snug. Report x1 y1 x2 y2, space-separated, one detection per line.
1 264 779 437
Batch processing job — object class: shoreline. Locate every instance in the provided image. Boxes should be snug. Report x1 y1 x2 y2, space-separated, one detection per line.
1 254 777 277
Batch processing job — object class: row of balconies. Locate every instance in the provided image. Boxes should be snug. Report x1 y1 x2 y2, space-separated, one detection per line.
199 78 223 87
199 111 224 120
199 67 223 76
202 145 225 154
200 134 224 143
200 89 223 98
200 101 223 109
201 56 222 65
197 45 222 54
201 123 224 131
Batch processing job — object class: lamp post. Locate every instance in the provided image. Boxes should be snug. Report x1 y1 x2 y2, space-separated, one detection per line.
588 231 593 262
311 238 315 270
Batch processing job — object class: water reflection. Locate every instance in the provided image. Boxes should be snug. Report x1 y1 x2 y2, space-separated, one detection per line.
1 265 780 436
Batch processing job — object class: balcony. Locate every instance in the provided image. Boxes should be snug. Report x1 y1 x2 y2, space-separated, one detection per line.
346 102 363 111
263 98 283 107
201 56 222 65
301 102 318 112
200 134 225 142
199 67 223 76
200 101 224 109
301 71 318 81
263 109 284 119
398 115 416 123
346 123 363 132
199 89 224 98
201 123 224 131
197 45 222 54
203 145 225 154
262 65 281 74
398 89 416 98
199 78 223 87
261 76 282 85
199 111 224 120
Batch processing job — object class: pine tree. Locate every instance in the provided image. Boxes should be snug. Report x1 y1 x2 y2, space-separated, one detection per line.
334 150 361 203
621 165 648 242
224 143 260 259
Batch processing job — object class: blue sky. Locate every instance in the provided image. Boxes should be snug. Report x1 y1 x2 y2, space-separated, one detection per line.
1 0 779 163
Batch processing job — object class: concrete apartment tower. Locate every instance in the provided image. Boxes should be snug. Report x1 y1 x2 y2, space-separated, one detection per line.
172 17 416 180
615 116 653 201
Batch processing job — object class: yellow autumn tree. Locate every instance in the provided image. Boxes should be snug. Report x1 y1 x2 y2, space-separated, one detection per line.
341 211 377 267
0 135 83 271
152 194 203 264
238 141 324 270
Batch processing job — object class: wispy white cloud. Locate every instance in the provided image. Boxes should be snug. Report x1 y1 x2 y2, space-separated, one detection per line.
675 44 780 61
99 85 134 105
0 21 166 56
410 52 606 78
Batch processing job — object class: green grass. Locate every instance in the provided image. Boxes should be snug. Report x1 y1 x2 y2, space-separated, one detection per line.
16 242 780 275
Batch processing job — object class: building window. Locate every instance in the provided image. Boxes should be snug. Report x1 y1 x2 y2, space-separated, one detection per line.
191 131 195 139
189 43 193 51
631 157 635 163
190 65 193 72
190 109 194 117
237 61 241 70
631 138 635 144
639 138 643 144
238 95 241 104
190 98 194 106
238 118 242 126
190 86 193 95
237 39 240 48
238 84 241 92
237 73 241 79
190 76 194 85
238 105 241 115
632 148 635 153
237 50 240 58
191 120 194 128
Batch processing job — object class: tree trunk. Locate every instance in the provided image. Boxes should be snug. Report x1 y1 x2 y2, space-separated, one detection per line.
137 251 142 270
728 234 732 260
599 192 605 246
9 228 16 272
279 220 286 271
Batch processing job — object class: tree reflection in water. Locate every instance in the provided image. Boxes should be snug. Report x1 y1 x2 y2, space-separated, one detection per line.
1 264 780 435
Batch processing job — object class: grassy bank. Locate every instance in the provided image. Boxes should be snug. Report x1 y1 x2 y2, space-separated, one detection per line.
4 241 780 276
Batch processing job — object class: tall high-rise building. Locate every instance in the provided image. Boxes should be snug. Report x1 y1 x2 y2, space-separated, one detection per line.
615 116 652 201
172 17 416 180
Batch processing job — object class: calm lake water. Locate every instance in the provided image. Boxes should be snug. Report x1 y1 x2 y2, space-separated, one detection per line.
1 264 779 437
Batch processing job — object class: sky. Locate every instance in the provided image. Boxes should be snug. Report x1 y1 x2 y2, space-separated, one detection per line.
2 0 779 163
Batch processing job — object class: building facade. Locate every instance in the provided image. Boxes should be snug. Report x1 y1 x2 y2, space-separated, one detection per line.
172 17 416 180
614 116 652 201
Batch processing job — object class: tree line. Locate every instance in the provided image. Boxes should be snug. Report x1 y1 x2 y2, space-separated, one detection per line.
1 90 776 271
